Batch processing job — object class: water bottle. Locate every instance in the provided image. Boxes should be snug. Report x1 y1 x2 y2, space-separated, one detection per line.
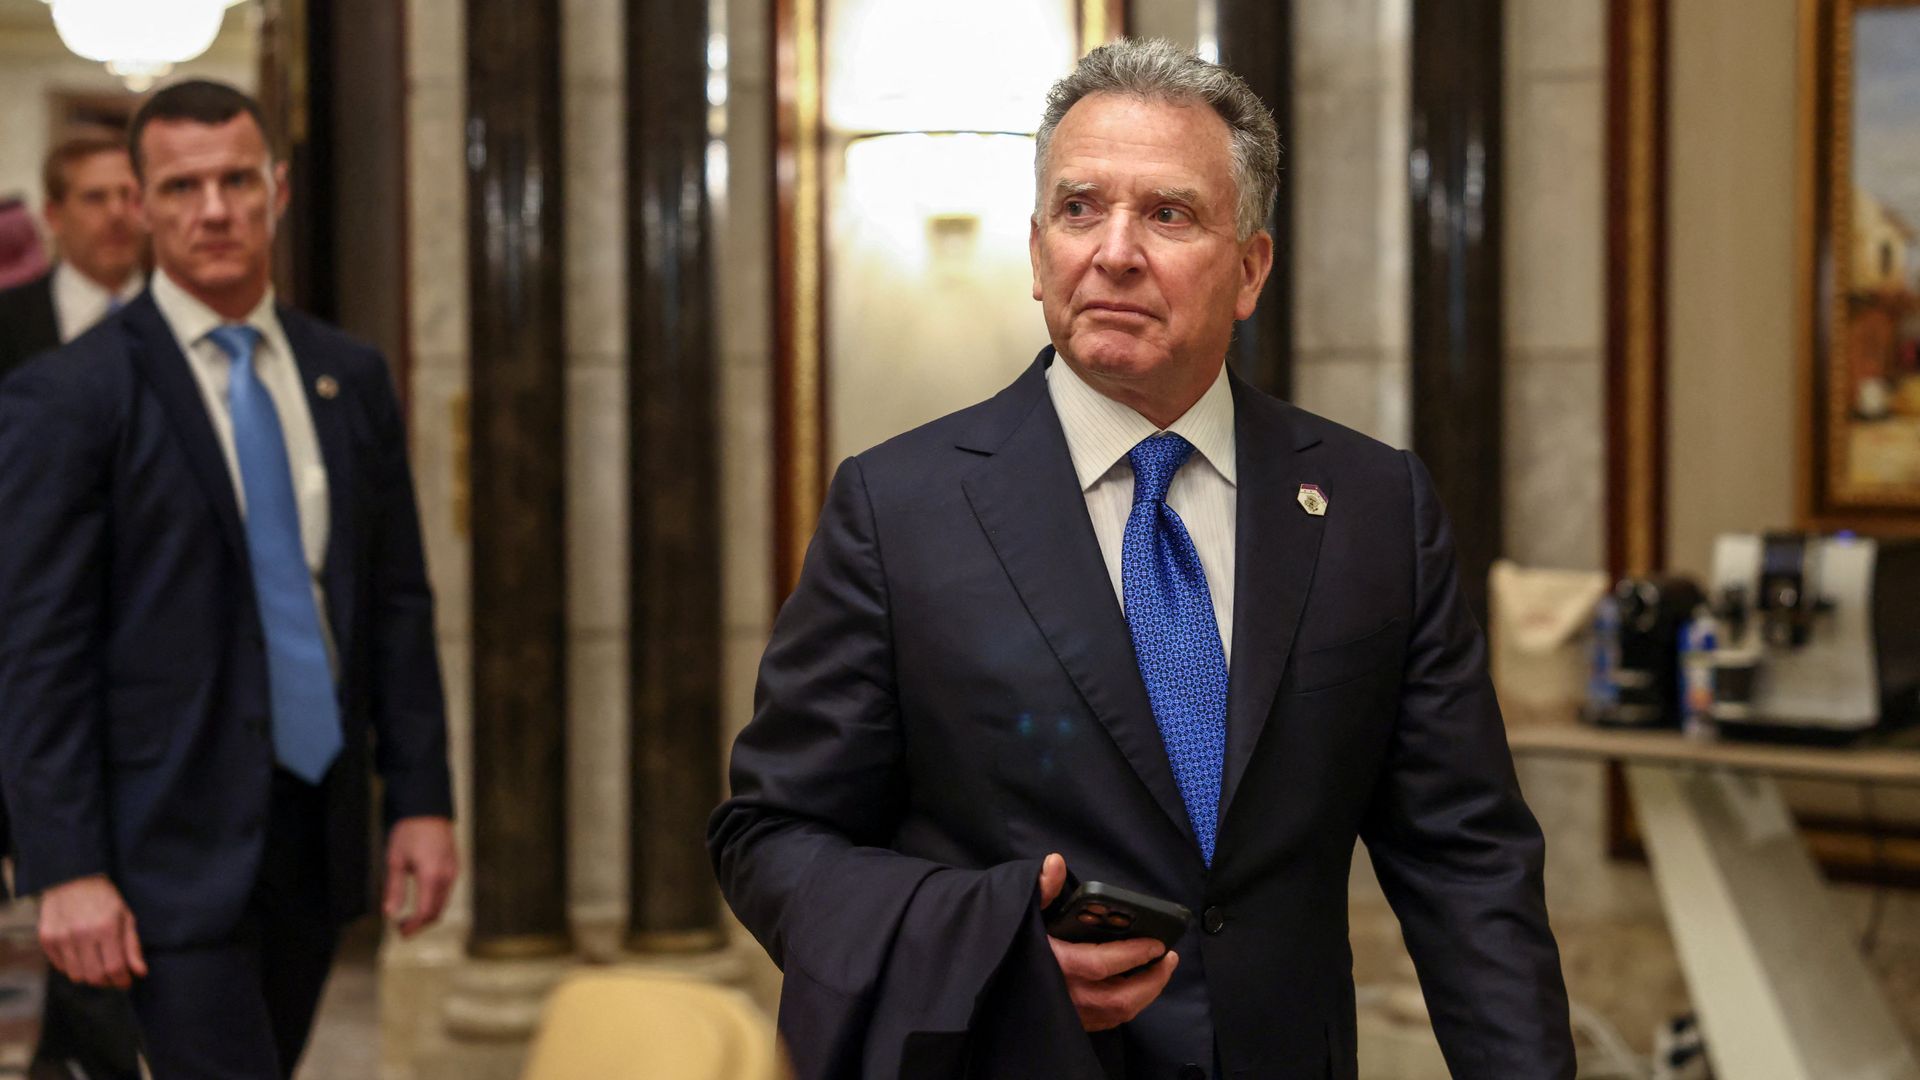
1588 594 1621 722
1678 605 1718 739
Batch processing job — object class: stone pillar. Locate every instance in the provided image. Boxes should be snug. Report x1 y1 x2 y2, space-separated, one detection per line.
625 0 727 955
466 0 572 961
1216 0 1295 399
1410 0 1503 622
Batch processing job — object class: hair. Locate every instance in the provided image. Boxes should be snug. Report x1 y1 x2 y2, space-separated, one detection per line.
128 79 270 180
1035 38 1279 241
42 130 129 205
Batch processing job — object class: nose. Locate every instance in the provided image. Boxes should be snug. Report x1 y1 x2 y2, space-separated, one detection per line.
1089 211 1145 277
199 179 232 222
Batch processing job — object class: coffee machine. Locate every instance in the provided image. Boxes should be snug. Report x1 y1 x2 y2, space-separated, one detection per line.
1588 575 1702 728
1706 533 1920 740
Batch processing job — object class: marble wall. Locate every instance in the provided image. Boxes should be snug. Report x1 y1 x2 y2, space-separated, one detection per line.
378 0 471 1075
558 0 631 957
1502 0 1606 574
1287 0 1410 448
714 0 784 1009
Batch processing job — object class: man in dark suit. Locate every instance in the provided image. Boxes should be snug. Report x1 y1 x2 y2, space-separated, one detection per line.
710 40 1574 1079
0 130 148 1080
0 131 145 381
0 80 457 1079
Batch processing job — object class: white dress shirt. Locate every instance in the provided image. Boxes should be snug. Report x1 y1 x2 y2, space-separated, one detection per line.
150 269 331 579
1046 357 1238 665
51 261 144 344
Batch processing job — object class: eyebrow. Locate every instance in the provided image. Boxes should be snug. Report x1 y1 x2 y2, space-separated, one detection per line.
1050 179 1205 207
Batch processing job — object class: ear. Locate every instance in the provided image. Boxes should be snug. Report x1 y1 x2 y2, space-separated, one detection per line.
1233 229 1275 322
41 198 62 235
1029 215 1044 302
270 160 292 221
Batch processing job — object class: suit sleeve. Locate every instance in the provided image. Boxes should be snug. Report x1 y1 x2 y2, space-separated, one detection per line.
1358 451 1575 1079
359 354 454 824
0 360 114 893
708 458 1100 1080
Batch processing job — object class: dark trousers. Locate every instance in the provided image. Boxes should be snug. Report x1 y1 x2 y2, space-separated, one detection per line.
129 770 342 1080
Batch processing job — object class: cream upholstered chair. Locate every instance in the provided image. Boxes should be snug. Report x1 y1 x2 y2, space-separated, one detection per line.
519 969 783 1080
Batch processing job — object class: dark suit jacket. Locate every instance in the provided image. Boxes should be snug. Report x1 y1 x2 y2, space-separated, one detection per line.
0 271 60 865
0 271 59 390
0 291 453 947
710 349 1574 1080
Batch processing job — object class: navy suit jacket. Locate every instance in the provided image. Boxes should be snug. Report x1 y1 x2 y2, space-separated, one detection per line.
710 350 1574 1079
0 269 61 865
0 291 453 948
0 271 59 388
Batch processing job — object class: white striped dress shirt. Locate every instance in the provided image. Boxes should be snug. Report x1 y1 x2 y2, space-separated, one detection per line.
1046 357 1238 665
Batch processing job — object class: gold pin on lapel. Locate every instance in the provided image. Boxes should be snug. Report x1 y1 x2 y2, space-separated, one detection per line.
1297 483 1327 517
315 375 339 400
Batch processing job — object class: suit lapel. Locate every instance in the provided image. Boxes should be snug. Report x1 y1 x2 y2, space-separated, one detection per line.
279 308 357 659
123 294 249 562
1218 377 1327 822
960 354 1197 855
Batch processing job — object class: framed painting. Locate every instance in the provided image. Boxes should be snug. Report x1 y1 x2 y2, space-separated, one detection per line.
1801 0 1920 534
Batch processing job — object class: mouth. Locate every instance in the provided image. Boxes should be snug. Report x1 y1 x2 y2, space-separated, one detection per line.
1080 300 1155 319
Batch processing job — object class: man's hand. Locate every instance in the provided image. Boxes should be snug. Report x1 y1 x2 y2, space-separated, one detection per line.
383 816 459 937
39 875 146 989
1038 852 1179 1032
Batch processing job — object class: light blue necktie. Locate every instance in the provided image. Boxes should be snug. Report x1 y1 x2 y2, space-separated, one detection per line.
208 324 343 784
1122 433 1229 865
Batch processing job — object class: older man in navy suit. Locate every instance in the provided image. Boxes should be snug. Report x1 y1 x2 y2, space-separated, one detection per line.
0 80 456 1079
711 40 1574 1079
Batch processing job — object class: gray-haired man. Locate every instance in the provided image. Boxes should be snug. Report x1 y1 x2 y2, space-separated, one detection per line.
712 39 1575 1079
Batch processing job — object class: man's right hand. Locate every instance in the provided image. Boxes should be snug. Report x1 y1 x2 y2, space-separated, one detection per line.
1038 852 1180 1032
38 875 147 989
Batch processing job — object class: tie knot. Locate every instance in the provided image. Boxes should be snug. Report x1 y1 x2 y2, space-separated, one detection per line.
207 324 262 365
1127 432 1195 505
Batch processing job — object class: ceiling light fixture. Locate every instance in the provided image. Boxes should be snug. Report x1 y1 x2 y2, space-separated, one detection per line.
42 0 248 92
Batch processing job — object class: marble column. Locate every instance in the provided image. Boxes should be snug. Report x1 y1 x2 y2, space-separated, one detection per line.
1409 0 1503 622
1216 0 1294 399
466 0 572 959
625 0 726 954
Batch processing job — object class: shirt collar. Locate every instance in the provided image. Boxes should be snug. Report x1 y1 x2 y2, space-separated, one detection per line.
51 261 143 311
151 267 282 351
1045 353 1237 492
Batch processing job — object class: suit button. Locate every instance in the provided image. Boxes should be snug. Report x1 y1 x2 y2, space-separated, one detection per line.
1177 1065 1207 1080
1203 906 1225 934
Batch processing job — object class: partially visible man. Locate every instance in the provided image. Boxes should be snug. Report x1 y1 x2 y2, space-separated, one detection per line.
0 80 457 1079
0 131 145 380
712 39 1574 1079
0 130 147 1080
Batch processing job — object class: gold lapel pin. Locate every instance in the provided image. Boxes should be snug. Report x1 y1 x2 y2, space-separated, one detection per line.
1297 483 1328 517
315 375 340 400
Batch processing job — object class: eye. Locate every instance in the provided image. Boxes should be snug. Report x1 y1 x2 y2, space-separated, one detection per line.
1063 199 1088 217
1154 206 1191 225
224 170 256 189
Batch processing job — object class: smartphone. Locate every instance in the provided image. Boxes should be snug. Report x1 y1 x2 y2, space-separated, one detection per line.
1044 879 1192 950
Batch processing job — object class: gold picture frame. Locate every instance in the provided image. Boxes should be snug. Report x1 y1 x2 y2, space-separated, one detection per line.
1799 0 1920 535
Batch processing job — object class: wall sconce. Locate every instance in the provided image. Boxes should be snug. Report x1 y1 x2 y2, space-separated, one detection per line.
42 0 249 91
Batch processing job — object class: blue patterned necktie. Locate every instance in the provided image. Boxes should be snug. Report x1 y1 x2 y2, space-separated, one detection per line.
1122 432 1229 865
208 324 343 784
